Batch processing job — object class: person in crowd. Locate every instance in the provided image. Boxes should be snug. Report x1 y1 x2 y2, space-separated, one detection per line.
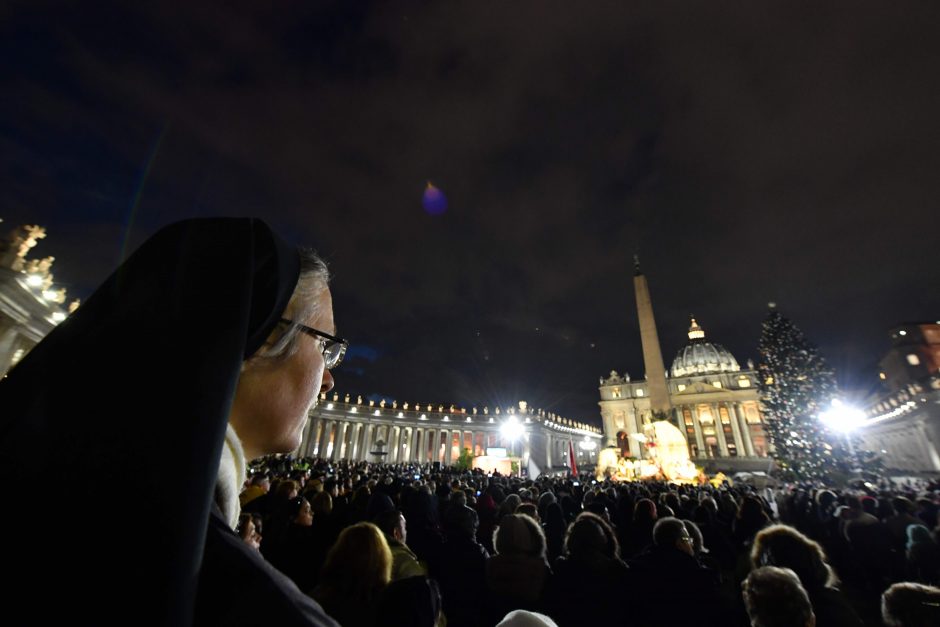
881 582 940 627
630 516 723 626
485 513 552 623
267 496 318 592
734 495 771 549
376 509 428 581
625 497 658 557
313 522 393 627
0 218 342 625
751 525 863 627
542 502 568 563
240 473 271 508
517 502 540 522
887 498 923 549
905 524 940 585
496 610 559 627
438 502 489 627
236 512 262 550
544 512 630 626
742 566 816 627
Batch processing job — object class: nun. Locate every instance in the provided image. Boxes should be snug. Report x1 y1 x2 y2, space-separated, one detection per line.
0 218 342 626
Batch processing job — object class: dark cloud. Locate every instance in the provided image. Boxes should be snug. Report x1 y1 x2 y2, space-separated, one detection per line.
2 1 939 420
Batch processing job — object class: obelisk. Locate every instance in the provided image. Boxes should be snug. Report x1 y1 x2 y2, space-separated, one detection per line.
633 256 672 415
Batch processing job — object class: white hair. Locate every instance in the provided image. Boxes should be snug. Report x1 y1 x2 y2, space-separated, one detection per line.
252 248 330 362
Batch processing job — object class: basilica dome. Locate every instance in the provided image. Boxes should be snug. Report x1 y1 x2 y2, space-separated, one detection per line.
670 318 741 377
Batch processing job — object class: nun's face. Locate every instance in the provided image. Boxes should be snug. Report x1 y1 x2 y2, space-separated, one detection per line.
230 289 336 460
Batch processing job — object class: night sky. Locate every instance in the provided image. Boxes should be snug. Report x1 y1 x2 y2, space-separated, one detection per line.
3 2 939 424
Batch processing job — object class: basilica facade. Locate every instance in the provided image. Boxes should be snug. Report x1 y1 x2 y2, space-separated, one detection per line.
598 264 773 474
599 318 772 472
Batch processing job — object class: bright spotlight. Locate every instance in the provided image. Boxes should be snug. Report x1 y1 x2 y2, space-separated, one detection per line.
500 417 524 441
819 399 865 433
579 439 597 451
26 274 43 287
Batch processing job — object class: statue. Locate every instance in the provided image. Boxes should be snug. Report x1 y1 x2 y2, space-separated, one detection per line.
0 224 46 270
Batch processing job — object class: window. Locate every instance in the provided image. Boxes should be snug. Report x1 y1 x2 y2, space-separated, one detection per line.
737 377 750 388
907 354 921 366
636 389 645 397
712 381 722 389
677 384 687 392
612 387 622 399
745 405 761 424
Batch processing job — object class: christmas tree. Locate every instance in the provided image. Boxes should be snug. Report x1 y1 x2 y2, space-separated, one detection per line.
757 305 846 480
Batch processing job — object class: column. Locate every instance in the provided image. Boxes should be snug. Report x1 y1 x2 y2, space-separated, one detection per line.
0 324 19 377
347 423 359 460
362 425 374 461
713 404 729 457
318 420 333 459
734 405 755 456
546 434 553 469
439 430 448 464
689 407 705 457
624 405 646 459
409 427 418 462
390 426 401 463
332 422 347 460
725 404 745 456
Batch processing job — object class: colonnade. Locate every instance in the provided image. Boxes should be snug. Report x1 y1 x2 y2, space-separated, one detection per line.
300 417 538 465
297 415 599 470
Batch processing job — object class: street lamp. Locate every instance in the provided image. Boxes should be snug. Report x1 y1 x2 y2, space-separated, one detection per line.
500 417 524 457
819 399 865 460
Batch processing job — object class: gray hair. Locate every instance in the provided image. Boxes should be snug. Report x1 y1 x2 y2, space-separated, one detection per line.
253 248 330 362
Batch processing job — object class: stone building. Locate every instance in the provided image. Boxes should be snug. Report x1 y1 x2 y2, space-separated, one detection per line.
299 395 603 473
0 223 74 377
598 263 772 473
857 322 940 473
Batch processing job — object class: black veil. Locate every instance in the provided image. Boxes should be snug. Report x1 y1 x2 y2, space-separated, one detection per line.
0 218 300 624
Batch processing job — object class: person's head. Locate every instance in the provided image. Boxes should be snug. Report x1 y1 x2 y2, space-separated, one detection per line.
882 582 940 627
236 513 260 546
751 525 837 590
906 524 934 552
653 516 694 556
274 479 299 501
742 566 815 627
375 510 408 544
319 522 392 602
249 473 270 492
682 519 705 556
516 502 540 522
311 490 333 516
444 504 479 541
892 496 916 516
565 512 620 560
229 249 338 460
287 496 313 526
494 513 547 560
451 489 467 508
634 498 657 523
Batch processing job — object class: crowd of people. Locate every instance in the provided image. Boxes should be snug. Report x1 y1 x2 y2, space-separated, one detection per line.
240 457 940 627
3 218 937 626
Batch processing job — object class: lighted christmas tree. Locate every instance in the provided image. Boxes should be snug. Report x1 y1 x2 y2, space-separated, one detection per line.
757 305 844 480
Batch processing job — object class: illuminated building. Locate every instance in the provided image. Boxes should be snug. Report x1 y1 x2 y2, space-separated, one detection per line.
300 397 602 473
0 222 74 377
598 263 772 473
857 322 940 473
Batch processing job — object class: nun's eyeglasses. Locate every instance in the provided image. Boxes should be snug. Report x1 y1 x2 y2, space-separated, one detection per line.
279 318 348 369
